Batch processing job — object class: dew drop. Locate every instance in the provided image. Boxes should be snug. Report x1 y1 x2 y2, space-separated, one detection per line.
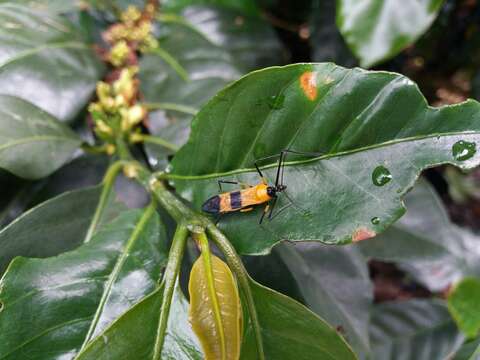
452 140 476 161
372 165 392 186
267 94 285 110
371 217 380 225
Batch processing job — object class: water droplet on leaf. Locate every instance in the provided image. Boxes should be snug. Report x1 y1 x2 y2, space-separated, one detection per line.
371 217 380 225
452 140 476 161
267 94 285 110
372 165 392 186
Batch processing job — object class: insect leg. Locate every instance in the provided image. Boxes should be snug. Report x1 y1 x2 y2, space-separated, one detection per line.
268 197 278 219
259 203 270 224
254 153 282 183
218 180 238 192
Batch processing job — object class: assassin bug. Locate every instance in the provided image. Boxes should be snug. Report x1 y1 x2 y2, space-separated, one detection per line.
201 150 320 223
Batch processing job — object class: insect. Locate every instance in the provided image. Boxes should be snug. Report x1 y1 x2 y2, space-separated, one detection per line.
201 149 319 223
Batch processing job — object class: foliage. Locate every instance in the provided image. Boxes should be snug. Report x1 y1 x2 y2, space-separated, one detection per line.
0 1 479 359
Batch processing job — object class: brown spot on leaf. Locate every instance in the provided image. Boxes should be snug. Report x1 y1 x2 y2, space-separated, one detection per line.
352 227 376 242
299 71 318 101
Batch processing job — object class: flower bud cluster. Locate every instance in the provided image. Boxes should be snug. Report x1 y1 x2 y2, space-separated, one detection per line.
89 66 146 149
104 5 158 67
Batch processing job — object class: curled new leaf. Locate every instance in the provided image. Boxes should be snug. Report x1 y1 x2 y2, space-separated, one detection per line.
189 250 242 360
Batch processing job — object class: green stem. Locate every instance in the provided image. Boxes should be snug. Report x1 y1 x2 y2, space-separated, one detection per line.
207 224 265 360
150 46 189 82
135 134 179 152
143 102 198 116
84 161 125 244
114 138 263 359
152 224 189 360
196 231 227 360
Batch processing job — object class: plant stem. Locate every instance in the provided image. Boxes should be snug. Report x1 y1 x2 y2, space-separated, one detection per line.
134 134 180 152
207 224 265 360
143 102 198 116
114 137 264 359
84 160 126 243
152 224 189 360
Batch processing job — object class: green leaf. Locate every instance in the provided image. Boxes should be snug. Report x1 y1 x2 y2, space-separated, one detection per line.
275 242 372 357
162 0 260 16
448 277 480 339
240 280 357 359
0 3 104 122
360 178 480 291
0 95 81 179
169 63 480 254
76 285 203 360
0 184 123 275
0 0 80 14
76 278 356 359
336 0 445 67
370 299 464 360
140 6 282 167
0 206 167 359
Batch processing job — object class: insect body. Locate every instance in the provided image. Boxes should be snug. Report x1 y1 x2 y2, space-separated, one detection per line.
201 149 316 223
202 182 279 215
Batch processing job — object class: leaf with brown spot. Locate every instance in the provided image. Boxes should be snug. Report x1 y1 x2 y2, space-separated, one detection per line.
170 63 480 255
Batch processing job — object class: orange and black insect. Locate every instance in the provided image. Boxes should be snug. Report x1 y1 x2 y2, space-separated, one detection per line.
202 150 317 223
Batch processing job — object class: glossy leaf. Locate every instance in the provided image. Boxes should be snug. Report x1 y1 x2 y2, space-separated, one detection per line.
360 178 480 292
76 277 355 359
189 253 242 360
275 242 372 357
448 277 480 339
0 207 167 359
240 279 357 359
0 184 123 274
336 0 445 67
370 299 464 360
140 5 282 167
170 63 480 254
0 0 80 14
76 285 203 359
162 0 259 16
0 3 104 122
0 95 81 179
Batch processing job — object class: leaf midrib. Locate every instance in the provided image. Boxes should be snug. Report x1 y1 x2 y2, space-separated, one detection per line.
0 41 90 69
77 204 156 352
169 130 480 180
0 135 79 152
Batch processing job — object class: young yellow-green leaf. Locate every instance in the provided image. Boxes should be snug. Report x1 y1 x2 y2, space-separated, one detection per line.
336 0 445 67
189 253 242 360
169 63 480 255
75 276 356 360
448 278 480 339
